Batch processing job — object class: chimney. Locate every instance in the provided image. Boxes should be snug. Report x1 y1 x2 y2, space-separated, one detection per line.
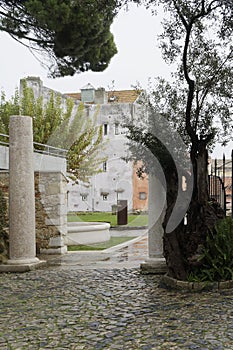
94 87 108 104
81 83 95 103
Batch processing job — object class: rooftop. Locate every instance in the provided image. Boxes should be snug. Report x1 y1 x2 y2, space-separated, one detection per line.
65 89 141 104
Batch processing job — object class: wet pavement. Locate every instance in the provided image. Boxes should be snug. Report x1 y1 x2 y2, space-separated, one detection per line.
43 231 148 270
1 230 233 349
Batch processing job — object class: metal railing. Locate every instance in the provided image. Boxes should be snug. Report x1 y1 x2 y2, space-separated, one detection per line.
209 174 227 214
209 151 233 217
0 133 68 158
0 133 9 146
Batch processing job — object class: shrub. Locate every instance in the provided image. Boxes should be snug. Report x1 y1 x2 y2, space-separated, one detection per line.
0 187 8 262
189 217 233 281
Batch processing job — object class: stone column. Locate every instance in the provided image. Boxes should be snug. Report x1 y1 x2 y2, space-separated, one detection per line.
141 174 167 274
3 116 44 271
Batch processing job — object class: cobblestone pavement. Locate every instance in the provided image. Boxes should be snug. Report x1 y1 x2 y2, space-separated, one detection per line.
1 235 233 349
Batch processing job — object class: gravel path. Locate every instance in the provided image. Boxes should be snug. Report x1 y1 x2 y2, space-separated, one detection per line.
1 267 233 349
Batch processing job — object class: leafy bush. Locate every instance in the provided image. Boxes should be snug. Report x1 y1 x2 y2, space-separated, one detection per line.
0 188 8 262
189 217 233 281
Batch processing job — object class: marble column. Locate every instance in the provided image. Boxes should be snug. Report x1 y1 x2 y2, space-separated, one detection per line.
141 174 167 274
2 116 44 272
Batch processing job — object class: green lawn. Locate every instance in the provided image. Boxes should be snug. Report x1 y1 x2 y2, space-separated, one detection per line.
67 212 148 227
68 236 136 251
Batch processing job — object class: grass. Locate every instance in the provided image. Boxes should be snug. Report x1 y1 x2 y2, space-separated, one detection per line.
68 236 136 251
67 212 148 227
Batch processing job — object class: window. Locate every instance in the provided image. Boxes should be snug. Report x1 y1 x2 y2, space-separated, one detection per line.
139 192 147 200
103 194 108 201
103 123 108 135
114 123 119 135
80 194 88 201
103 161 107 172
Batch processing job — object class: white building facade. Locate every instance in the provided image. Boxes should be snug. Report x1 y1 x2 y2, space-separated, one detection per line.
66 84 144 213
23 77 147 213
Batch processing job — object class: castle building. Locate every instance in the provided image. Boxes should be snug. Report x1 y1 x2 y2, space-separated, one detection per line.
65 83 148 213
23 77 148 213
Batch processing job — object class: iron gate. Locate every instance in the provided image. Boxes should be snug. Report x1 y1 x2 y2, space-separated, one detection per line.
209 151 232 217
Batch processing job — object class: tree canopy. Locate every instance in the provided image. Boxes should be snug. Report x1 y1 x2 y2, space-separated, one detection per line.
0 0 121 77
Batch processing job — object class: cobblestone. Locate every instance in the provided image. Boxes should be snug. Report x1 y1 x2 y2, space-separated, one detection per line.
1 266 233 349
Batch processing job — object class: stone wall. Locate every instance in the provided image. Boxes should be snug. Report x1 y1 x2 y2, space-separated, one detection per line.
37 172 67 254
0 171 67 262
22 76 80 112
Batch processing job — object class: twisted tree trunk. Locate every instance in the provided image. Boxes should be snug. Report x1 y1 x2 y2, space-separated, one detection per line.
163 141 225 280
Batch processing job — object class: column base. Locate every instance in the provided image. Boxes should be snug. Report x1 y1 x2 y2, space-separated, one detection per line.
0 258 46 273
140 257 167 274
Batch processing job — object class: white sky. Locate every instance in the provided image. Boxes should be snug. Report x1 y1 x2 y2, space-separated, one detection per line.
0 3 232 158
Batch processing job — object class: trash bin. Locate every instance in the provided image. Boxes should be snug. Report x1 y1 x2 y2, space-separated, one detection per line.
117 200 128 225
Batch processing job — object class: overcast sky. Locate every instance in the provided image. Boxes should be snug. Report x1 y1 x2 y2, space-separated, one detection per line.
0 3 232 157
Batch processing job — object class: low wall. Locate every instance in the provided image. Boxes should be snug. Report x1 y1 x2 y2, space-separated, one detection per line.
65 222 110 245
0 145 66 173
0 171 68 262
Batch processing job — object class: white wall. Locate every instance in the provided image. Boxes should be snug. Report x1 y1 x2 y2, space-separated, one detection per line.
23 77 142 213
68 102 135 212
0 144 66 173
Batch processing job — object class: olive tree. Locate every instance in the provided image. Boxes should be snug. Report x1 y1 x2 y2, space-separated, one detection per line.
126 0 233 280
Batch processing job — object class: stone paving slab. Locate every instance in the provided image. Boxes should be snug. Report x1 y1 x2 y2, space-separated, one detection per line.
1 267 233 349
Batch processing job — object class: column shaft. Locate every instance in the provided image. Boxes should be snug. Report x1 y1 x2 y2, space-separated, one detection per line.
141 174 167 274
148 174 166 259
8 115 38 264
